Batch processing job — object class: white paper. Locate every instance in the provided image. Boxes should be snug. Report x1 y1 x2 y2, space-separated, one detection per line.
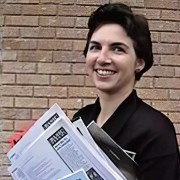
7 103 68 163
59 169 90 180
8 104 124 180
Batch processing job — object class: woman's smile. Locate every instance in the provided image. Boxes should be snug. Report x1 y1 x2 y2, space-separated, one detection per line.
95 69 116 76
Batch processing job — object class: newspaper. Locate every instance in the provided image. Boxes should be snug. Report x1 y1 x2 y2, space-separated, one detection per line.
7 104 68 163
59 169 90 180
8 104 126 180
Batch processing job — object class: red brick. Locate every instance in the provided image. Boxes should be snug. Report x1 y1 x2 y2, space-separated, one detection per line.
2 27 20 38
67 110 77 120
0 131 14 143
49 99 82 110
3 4 21 15
14 120 35 131
1 97 14 107
2 62 36 73
111 0 144 7
15 97 48 108
40 0 74 4
161 32 180 43
2 50 17 60
56 28 88 39
37 63 71 74
152 55 161 65
58 5 96 17
72 63 86 75
58 5 79 16
17 74 50 85
69 87 97 98
17 50 52 62
0 154 10 165
154 77 180 89
175 67 180 77
1 74 15 85
1 108 31 120
137 77 154 88
169 89 180 100
151 32 159 43
144 65 174 77
144 0 178 9
174 124 180 134
38 40 72 50
177 135 180 146
160 55 180 66
152 43 178 55
1 120 13 131
0 15 4 26
0 143 9 154
161 10 180 21
6 0 39 3
3 39 37 50
51 75 84 86
76 0 109 5
53 51 85 63
34 86 67 98
132 8 161 20
32 109 48 120
2 86 33 96
20 27 55 38
0 166 10 177
39 16 75 27
137 89 169 100
0 177 12 180
85 76 95 87
22 5 57 15
152 100 180 112
73 40 86 51
5 16 38 26
75 17 88 28
77 5 97 17
148 20 179 32
166 112 180 123
83 98 96 106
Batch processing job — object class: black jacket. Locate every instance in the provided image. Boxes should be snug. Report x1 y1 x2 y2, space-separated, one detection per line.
73 90 180 180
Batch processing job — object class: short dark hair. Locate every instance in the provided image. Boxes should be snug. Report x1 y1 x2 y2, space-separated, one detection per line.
83 3 153 80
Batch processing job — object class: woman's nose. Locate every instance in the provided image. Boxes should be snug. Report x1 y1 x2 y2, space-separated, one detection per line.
96 49 111 65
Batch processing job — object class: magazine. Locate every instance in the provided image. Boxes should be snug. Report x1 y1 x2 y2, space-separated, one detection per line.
7 104 137 180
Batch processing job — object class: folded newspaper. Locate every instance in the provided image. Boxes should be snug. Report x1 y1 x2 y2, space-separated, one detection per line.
7 104 138 180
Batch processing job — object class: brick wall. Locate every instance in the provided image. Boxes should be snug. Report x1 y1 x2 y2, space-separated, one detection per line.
0 0 179 178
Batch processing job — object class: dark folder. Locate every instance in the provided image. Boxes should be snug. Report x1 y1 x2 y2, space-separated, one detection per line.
87 121 138 180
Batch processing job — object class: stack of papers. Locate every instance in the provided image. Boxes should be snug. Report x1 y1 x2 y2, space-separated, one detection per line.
7 104 137 180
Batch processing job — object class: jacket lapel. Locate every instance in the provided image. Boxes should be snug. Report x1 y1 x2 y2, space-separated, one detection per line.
102 90 140 139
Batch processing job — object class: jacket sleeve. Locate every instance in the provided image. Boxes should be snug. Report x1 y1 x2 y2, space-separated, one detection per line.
135 119 180 180
138 152 180 180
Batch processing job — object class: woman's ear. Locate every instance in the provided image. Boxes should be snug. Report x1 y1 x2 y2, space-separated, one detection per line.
135 59 145 73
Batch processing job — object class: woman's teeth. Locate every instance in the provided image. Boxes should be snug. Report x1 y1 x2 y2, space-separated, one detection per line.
96 69 115 75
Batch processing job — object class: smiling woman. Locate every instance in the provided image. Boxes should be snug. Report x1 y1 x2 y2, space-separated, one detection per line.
85 23 144 96
73 2 180 180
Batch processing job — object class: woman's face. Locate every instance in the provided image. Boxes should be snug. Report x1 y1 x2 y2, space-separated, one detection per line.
85 23 144 94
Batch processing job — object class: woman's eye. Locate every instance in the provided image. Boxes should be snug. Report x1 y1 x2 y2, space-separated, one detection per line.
112 47 124 53
89 45 100 51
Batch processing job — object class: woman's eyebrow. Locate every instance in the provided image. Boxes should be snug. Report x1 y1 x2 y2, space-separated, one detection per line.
89 41 129 49
111 42 129 49
89 41 100 45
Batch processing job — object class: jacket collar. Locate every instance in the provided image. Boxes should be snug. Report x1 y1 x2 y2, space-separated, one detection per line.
90 90 141 139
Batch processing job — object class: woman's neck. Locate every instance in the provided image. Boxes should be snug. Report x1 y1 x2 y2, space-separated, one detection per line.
96 88 133 127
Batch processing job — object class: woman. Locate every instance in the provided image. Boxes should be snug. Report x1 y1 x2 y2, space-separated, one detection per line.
73 3 180 180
